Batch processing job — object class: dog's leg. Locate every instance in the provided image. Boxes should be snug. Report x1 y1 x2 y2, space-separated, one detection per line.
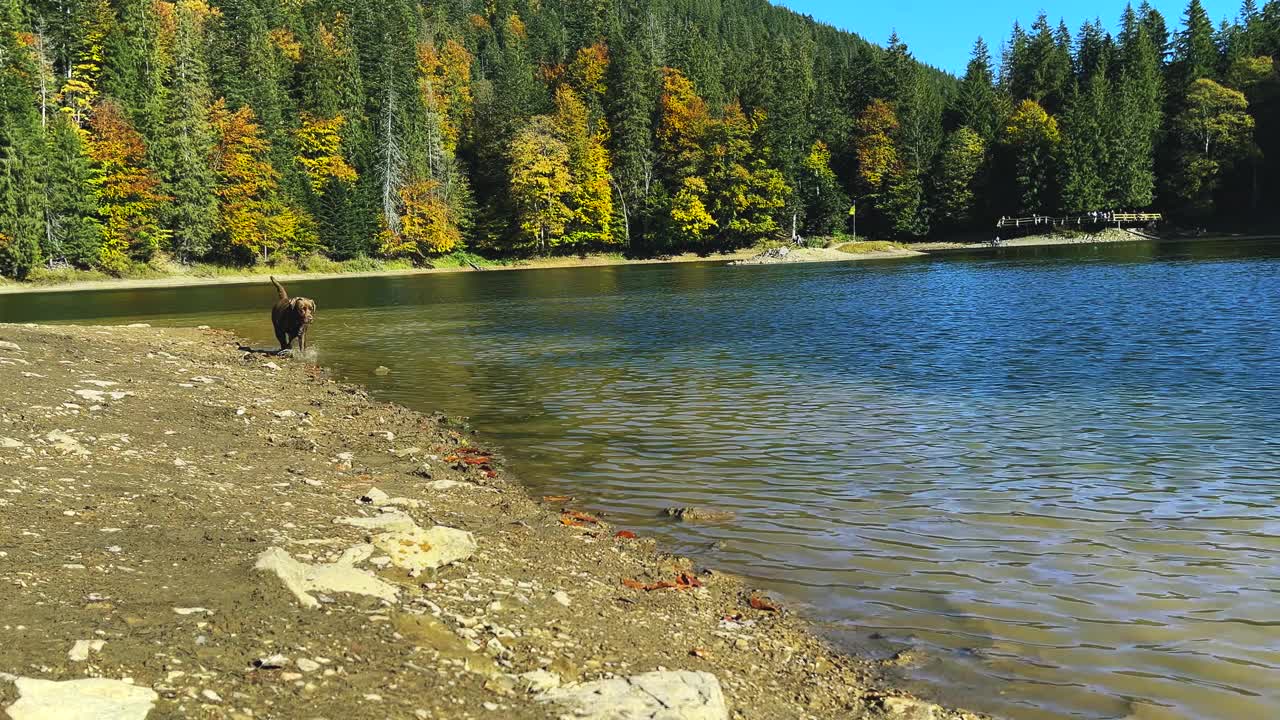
297 330 306 354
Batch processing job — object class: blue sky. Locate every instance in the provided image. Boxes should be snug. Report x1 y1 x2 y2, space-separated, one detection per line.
776 0 1243 73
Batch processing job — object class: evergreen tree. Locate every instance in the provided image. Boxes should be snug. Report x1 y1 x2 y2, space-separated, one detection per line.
0 0 47 278
606 29 657 247
0 130 43 278
43 113 103 267
1059 69 1110 213
956 38 998 141
155 0 218 262
1174 0 1220 90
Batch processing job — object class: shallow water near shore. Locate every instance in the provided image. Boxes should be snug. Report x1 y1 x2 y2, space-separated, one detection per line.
5 238 1280 720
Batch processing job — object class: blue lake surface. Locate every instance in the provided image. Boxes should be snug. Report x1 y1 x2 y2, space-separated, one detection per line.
5 238 1279 719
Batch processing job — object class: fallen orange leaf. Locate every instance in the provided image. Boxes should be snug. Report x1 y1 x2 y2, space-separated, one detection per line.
621 573 703 592
560 510 600 526
749 594 780 612
614 530 638 539
689 647 710 659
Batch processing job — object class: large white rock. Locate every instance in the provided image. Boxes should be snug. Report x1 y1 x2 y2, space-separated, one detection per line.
538 670 728 720
2 676 157 720
372 526 476 572
254 547 399 609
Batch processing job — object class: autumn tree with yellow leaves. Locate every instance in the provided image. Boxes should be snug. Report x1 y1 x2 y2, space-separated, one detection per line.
209 100 311 263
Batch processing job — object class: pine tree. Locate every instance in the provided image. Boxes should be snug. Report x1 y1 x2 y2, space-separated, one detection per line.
43 113 102 267
1059 69 1110 213
155 0 218 263
1112 13 1163 208
1174 0 1220 90
0 0 45 277
606 30 656 247
956 38 998 141
0 130 43 278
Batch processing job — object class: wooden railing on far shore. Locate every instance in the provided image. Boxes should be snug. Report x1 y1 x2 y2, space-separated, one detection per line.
997 212 1163 229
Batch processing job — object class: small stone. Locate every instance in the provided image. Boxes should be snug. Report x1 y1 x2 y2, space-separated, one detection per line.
252 654 289 670
1 437 24 449
360 487 390 506
173 607 213 616
518 670 561 694
295 659 321 673
67 639 106 662
552 591 571 607
374 366 391 376
484 675 517 695
0 341 21 351
201 689 221 703
663 507 736 523
483 702 499 711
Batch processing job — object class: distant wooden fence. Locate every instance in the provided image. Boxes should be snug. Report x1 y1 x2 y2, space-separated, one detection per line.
997 212 1163 229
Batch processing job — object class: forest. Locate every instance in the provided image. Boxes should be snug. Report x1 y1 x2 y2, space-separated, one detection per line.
0 0 1277 278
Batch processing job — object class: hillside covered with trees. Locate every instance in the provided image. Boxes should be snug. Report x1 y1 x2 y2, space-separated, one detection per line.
0 0 1277 278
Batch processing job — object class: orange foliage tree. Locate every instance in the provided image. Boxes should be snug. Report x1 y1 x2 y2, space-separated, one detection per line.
87 101 170 273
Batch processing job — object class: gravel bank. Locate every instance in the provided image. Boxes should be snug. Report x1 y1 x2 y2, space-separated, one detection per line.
0 324 983 720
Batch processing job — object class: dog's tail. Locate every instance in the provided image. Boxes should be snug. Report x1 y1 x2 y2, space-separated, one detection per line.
270 276 288 300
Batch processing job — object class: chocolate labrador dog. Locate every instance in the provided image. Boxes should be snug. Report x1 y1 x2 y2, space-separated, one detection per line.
270 277 316 354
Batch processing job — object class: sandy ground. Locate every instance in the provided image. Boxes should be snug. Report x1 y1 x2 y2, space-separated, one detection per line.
0 324 983 720
913 228 1147 251
728 247 923 266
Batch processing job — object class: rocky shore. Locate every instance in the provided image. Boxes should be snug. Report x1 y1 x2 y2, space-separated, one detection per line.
0 324 982 720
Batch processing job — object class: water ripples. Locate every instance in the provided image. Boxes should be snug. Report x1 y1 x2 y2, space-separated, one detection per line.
8 240 1279 719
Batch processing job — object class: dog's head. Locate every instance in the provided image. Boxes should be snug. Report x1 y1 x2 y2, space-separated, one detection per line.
292 297 316 325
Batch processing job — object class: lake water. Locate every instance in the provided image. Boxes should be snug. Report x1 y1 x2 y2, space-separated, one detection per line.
4 239 1279 720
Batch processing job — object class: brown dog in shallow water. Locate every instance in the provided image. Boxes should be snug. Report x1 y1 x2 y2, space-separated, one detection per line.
270 277 315 354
